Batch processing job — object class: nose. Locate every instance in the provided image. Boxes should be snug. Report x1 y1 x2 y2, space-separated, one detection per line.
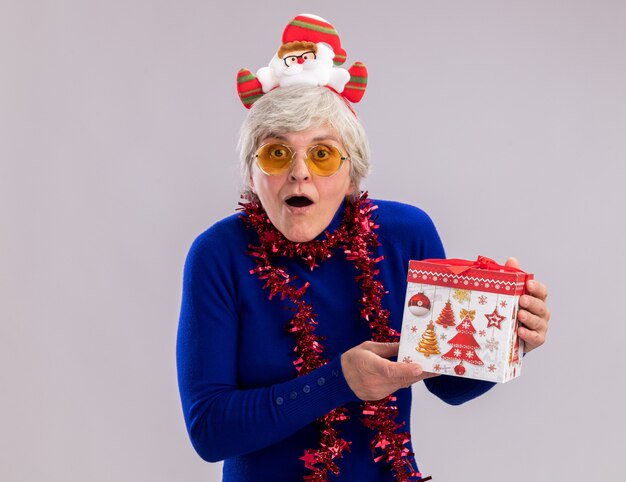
289 152 310 181
297 57 305 64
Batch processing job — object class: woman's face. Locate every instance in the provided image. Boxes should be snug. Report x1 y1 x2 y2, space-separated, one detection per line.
249 125 355 242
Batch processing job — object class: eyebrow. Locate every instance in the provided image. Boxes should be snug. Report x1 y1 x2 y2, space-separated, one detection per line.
263 134 341 143
313 136 340 143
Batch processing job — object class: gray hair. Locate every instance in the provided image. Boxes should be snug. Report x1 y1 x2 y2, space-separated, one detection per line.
238 85 370 199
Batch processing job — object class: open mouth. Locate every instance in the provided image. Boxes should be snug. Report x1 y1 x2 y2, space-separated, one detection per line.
285 195 313 208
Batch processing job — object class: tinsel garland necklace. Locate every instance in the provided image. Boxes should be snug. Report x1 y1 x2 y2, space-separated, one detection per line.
240 192 430 482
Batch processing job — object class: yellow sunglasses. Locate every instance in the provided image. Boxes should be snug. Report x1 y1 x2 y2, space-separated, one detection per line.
254 143 348 177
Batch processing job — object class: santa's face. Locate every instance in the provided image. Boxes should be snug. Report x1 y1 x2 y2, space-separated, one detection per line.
281 49 317 75
270 43 335 79
249 125 354 242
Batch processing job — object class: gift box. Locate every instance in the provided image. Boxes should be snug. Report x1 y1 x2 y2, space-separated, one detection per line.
397 256 533 383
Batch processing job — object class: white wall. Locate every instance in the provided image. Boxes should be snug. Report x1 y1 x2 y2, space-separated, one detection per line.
2 1 624 481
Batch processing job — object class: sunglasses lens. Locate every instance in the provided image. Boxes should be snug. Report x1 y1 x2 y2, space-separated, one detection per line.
306 145 343 176
255 143 346 176
257 144 292 174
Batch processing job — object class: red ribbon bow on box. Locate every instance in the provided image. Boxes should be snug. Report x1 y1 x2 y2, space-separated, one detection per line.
422 255 526 276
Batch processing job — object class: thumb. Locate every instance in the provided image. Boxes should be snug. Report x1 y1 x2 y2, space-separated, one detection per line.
385 359 424 380
363 341 399 359
505 257 520 269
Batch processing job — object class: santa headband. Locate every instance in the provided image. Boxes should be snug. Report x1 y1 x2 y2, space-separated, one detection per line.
236 13 368 109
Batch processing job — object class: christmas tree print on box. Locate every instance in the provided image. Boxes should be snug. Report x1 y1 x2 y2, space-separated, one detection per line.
398 257 533 383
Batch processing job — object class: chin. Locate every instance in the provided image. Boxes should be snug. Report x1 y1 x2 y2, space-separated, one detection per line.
282 224 320 243
284 231 316 243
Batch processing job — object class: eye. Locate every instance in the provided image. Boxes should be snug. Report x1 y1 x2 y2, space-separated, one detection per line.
302 53 314 61
312 147 331 160
271 147 288 159
285 56 297 65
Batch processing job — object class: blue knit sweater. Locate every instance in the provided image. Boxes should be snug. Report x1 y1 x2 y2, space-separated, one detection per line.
176 199 495 481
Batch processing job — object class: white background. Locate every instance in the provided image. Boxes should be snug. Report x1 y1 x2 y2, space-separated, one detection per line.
2 1 625 481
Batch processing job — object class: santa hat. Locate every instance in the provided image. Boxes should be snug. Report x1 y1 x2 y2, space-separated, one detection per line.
281 13 347 66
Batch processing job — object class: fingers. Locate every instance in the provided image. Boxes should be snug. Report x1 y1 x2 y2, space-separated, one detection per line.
504 257 520 269
384 358 423 381
498 258 551 354
380 360 424 392
364 341 399 359
363 341 423 385
341 342 425 400
498 263 551 353
525 279 548 301
518 309 544 335
504 259 549 302
519 293 550 322
366 344 422 383
518 323 546 348
518 282 550 352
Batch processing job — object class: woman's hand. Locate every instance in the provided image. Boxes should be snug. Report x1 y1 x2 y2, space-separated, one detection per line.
341 341 438 401
505 258 550 353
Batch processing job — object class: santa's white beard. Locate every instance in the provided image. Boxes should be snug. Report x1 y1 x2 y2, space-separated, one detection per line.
282 63 304 76
276 60 331 86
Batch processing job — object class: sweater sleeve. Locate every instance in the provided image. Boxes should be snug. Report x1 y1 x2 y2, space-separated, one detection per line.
176 224 360 463
423 375 496 405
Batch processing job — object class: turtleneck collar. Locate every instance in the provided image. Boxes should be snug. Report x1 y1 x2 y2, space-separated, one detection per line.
313 197 348 242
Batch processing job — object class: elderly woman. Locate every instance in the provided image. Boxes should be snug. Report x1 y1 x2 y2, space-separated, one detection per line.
176 83 549 481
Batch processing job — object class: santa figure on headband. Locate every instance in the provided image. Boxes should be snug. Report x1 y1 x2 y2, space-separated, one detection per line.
237 13 367 108
258 37 348 91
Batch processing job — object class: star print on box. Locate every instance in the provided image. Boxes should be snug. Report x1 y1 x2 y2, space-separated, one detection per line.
398 256 533 383
485 307 506 329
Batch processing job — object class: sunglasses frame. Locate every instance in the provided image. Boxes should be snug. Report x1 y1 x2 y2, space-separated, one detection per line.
253 143 349 177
